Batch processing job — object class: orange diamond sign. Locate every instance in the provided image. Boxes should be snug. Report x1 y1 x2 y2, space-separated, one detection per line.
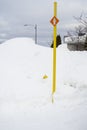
50 16 59 26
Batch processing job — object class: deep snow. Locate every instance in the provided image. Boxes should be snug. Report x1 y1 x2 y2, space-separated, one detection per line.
0 37 87 130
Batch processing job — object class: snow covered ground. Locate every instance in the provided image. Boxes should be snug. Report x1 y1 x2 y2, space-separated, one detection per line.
0 37 87 130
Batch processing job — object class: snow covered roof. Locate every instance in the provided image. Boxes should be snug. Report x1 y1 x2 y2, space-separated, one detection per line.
64 34 87 44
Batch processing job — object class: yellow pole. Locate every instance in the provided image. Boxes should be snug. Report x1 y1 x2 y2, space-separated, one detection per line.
52 2 57 94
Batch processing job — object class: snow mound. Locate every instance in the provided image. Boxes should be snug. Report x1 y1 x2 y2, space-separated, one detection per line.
0 37 87 130
3 37 35 44
0 37 52 106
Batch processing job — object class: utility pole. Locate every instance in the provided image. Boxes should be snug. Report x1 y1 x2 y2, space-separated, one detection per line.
35 24 37 44
24 24 37 44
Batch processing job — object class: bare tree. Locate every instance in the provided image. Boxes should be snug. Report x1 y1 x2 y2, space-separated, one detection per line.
74 12 87 33
66 13 87 43
74 13 87 25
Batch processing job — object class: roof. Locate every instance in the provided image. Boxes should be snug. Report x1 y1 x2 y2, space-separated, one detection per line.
64 34 87 44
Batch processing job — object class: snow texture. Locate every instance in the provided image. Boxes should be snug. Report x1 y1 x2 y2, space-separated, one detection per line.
0 37 87 130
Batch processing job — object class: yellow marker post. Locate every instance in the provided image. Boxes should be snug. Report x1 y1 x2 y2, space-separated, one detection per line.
50 2 59 99
53 2 57 94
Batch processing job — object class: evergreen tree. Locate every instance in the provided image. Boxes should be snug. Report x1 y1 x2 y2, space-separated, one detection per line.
51 35 61 48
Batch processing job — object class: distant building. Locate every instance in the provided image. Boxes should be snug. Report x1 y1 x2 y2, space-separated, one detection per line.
64 33 87 51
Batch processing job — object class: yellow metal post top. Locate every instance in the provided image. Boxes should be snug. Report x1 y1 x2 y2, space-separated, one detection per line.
54 2 57 16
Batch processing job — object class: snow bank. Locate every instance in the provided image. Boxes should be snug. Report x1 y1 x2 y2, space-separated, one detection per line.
57 44 87 88
0 37 52 105
0 37 87 130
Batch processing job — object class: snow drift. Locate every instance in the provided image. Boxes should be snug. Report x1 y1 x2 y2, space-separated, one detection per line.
0 37 87 130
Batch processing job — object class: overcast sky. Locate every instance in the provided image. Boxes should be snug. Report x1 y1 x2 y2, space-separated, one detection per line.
0 0 87 44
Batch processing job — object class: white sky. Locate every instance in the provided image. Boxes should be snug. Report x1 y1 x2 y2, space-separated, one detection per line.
0 0 87 43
